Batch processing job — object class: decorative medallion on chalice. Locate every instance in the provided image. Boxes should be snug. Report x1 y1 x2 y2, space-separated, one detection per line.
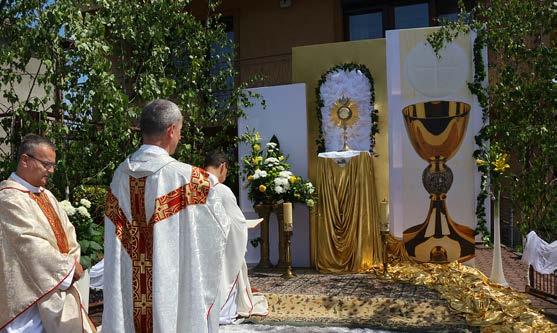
330 97 359 151
402 101 475 263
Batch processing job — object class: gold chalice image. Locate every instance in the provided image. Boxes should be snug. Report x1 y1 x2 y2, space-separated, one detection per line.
402 101 475 263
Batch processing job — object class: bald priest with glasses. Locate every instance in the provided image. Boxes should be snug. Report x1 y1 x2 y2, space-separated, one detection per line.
0 134 96 333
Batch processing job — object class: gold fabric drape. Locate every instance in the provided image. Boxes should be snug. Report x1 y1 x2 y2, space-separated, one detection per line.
375 262 556 332
313 153 382 272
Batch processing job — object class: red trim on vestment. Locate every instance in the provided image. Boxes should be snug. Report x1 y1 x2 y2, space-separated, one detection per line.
0 257 77 330
74 285 98 333
221 273 240 311
104 191 128 239
247 286 255 316
206 302 214 321
150 167 212 223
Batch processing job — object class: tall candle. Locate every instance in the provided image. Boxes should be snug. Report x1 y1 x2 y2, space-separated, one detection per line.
283 202 293 231
379 199 389 231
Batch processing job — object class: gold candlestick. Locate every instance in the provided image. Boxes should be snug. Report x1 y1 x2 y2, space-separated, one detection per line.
281 202 296 279
275 203 287 269
379 199 390 278
381 230 390 278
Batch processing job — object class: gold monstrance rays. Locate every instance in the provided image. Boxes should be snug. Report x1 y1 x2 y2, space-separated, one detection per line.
330 97 359 151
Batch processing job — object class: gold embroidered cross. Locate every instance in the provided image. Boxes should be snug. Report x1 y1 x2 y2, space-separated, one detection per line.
134 253 152 274
134 294 152 315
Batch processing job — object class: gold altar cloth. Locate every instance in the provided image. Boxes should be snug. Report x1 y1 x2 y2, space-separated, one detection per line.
313 153 382 272
377 260 555 332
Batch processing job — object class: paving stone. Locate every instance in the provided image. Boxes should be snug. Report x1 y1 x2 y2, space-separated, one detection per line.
88 245 556 329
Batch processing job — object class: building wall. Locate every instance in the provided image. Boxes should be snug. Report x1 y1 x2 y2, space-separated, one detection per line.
191 0 343 86
0 58 50 159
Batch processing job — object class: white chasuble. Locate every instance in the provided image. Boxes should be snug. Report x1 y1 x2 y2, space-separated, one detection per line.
0 180 96 333
102 146 230 333
215 184 268 324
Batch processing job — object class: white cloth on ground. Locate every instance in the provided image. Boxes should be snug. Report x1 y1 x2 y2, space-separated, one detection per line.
522 231 557 274
89 259 104 290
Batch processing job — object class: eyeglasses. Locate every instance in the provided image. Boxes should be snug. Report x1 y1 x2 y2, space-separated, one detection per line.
25 154 56 170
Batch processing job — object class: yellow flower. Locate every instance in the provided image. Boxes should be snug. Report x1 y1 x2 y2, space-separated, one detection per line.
475 159 488 166
248 175 254 181
259 184 266 192
279 156 284 161
253 144 261 152
256 156 263 163
289 176 297 184
492 153 510 173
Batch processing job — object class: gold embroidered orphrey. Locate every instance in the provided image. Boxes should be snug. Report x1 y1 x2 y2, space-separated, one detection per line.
104 167 211 333
29 191 70 254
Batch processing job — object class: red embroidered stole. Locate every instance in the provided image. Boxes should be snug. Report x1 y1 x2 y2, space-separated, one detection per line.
104 167 211 333
29 191 69 254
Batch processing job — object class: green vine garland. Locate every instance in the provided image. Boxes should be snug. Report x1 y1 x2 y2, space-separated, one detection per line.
315 63 378 154
468 30 492 244
428 27 491 243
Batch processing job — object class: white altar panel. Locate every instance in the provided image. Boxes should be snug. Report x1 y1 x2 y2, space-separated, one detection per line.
238 83 310 267
387 27 488 248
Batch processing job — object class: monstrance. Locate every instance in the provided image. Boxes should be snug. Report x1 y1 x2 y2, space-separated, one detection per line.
330 97 359 151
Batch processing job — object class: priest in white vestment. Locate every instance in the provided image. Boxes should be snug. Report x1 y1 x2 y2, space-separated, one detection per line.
0 134 96 333
204 151 269 325
102 99 230 333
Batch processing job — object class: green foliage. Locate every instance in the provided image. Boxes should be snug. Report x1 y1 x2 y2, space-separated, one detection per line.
59 198 103 269
473 142 511 245
241 129 317 207
72 184 108 223
0 1 258 198
428 0 557 242
315 62 378 153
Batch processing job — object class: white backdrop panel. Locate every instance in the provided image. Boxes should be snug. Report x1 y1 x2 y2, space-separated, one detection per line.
386 28 487 243
238 83 310 267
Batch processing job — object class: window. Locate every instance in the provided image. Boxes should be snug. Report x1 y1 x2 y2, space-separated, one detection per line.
394 3 429 29
436 0 461 23
437 12 459 22
343 0 473 40
348 12 383 40
210 16 235 115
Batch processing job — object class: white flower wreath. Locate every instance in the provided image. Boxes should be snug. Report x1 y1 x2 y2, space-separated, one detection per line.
319 68 373 152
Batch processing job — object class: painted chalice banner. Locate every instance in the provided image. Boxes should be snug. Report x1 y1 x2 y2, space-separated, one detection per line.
401 101 475 263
